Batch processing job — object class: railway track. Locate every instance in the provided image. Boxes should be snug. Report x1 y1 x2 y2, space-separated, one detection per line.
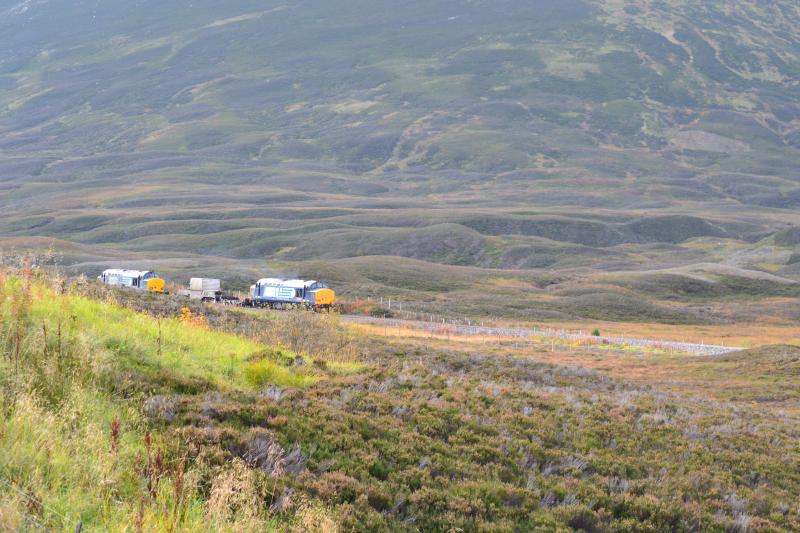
90 277 740 356
342 315 741 356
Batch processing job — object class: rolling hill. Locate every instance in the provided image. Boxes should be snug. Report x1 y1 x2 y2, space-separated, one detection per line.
1 0 799 321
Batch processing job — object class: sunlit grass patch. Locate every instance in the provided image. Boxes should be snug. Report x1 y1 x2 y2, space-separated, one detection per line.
26 287 313 391
0 274 315 530
244 359 318 389
0 388 149 530
324 360 368 375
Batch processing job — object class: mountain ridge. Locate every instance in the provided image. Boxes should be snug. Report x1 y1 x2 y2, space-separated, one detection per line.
1 0 799 320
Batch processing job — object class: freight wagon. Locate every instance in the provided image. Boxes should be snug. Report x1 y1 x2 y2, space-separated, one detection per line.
181 278 240 304
188 278 221 301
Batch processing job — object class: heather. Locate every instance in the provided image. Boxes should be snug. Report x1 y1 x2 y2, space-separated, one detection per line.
2 268 798 531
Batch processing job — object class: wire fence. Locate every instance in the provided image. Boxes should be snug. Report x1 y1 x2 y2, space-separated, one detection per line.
343 314 740 356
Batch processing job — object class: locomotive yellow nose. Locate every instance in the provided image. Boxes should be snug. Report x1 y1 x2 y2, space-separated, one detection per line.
146 278 165 294
315 288 335 307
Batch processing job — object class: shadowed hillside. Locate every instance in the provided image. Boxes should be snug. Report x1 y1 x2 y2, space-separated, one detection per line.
0 0 799 320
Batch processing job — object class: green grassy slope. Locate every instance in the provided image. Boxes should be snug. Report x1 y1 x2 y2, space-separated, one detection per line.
0 273 339 529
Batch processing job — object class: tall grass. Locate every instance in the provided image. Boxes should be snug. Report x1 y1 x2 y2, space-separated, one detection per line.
0 272 324 531
229 307 363 366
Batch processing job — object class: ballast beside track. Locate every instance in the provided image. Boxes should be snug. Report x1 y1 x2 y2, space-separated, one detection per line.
343 315 741 356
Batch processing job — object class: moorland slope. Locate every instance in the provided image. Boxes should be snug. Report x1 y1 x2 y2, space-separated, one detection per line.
2 272 799 531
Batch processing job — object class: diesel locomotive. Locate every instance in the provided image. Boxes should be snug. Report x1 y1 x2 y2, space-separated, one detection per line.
99 269 165 293
248 278 336 310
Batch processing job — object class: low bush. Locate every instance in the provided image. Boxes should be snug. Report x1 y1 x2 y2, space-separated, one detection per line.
244 359 316 390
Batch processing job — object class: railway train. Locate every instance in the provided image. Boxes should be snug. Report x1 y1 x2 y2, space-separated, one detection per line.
98 269 336 310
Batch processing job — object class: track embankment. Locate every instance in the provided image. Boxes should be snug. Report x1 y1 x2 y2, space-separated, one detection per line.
343 315 740 356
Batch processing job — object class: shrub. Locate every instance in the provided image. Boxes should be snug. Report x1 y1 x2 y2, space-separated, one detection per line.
244 360 315 390
260 309 362 364
205 459 268 529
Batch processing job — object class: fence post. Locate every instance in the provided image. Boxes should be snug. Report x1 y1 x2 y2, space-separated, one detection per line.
75 520 83 533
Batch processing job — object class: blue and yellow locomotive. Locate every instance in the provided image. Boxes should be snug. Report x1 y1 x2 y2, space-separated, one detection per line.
99 269 166 293
249 278 336 310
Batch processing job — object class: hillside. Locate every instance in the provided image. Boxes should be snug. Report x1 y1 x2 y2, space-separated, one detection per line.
2 271 799 531
1 0 800 321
